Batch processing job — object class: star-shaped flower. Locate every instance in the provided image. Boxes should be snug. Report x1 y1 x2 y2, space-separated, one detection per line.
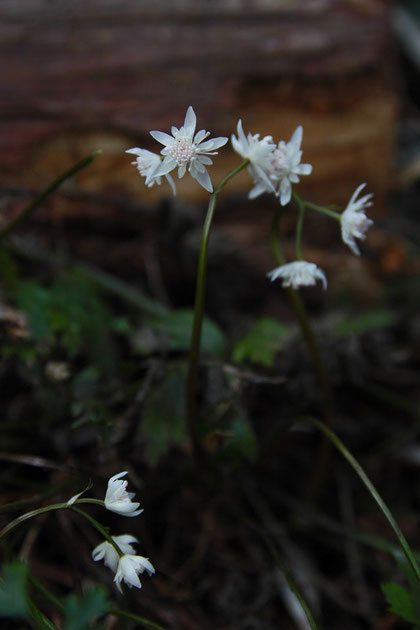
92 535 139 572
268 126 312 206
104 471 143 517
114 554 155 593
231 120 276 196
267 261 327 290
125 148 176 195
149 106 228 193
340 183 374 255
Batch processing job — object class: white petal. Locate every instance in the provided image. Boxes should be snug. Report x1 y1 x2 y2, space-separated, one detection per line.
192 167 213 192
194 129 209 144
150 130 174 146
279 178 292 206
153 157 177 177
290 126 303 150
165 174 176 196
198 137 227 152
183 106 197 136
298 163 312 175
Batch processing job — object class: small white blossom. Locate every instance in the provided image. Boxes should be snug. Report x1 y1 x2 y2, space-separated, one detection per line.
269 126 312 205
231 120 276 195
104 471 143 517
125 148 176 195
267 261 327 290
341 183 374 255
92 535 139 573
149 106 228 193
114 554 155 593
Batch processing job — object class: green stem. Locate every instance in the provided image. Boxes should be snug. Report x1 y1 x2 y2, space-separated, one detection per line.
0 151 101 240
186 159 249 459
0 498 121 552
306 416 420 583
294 193 305 261
270 206 334 501
69 506 123 557
110 608 167 630
256 526 323 630
300 198 341 221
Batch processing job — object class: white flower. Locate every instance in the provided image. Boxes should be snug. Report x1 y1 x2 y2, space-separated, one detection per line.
149 106 228 193
268 126 312 206
104 471 143 517
267 261 327 290
341 183 374 255
114 554 155 593
231 120 276 195
92 535 139 572
125 148 176 195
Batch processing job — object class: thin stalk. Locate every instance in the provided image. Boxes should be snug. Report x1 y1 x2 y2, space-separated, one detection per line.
0 151 101 240
294 193 305 261
110 608 167 630
306 416 420 583
270 206 334 501
301 199 341 221
69 506 123 557
258 528 323 630
0 498 121 549
186 159 249 459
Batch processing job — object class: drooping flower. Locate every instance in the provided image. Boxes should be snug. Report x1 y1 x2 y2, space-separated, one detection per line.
104 471 143 517
114 554 155 593
340 183 374 255
125 148 176 195
267 261 327 290
92 535 139 572
149 106 228 193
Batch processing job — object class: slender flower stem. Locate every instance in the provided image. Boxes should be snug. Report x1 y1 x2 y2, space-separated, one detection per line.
294 194 305 261
0 497 121 550
0 151 101 240
69 506 123 557
300 198 341 221
186 159 249 459
306 416 420 583
270 206 334 501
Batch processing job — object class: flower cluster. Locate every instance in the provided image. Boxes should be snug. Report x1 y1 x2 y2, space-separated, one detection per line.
127 107 374 291
92 472 155 593
231 121 312 206
127 106 228 193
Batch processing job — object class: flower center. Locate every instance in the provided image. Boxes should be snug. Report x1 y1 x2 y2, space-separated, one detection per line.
168 135 196 166
269 148 288 178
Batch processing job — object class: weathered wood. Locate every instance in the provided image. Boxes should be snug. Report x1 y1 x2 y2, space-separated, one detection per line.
0 0 395 215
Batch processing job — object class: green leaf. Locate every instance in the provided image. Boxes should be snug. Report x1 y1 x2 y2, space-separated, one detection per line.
0 562 30 619
334 309 395 337
64 586 111 630
149 309 225 358
382 582 420 624
141 367 187 465
232 317 288 366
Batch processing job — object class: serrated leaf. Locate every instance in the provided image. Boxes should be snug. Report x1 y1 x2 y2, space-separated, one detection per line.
64 586 111 630
149 309 225 358
141 367 187 465
0 562 30 619
382 582 420 624
232 317 288 367
334 309 395 337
